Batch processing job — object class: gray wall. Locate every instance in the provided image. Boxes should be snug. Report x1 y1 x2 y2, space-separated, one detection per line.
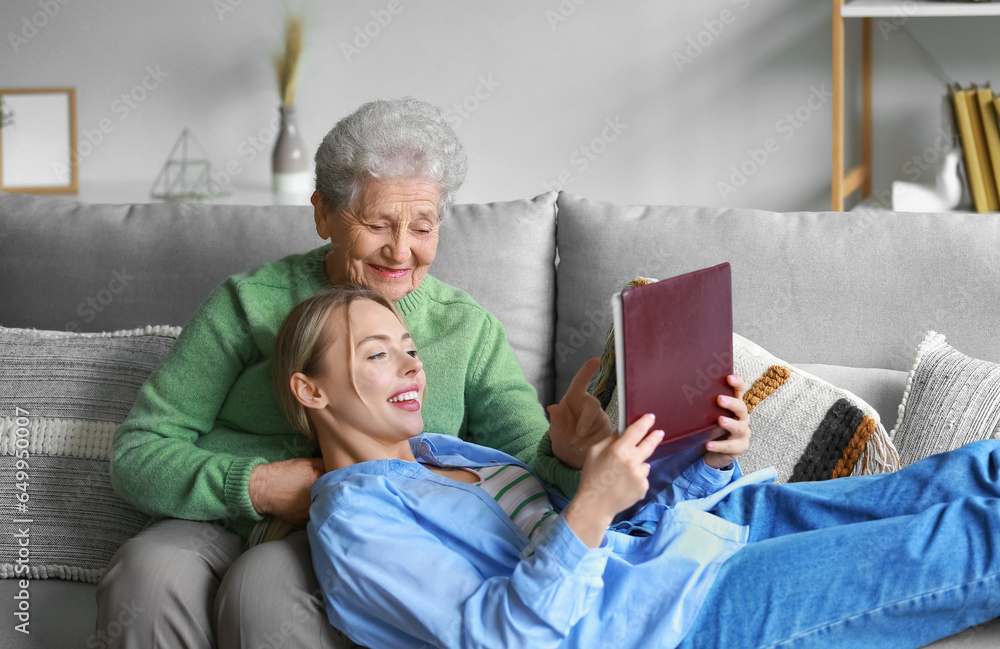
2 0 998 212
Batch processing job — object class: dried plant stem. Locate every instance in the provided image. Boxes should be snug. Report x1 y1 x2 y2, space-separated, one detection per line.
273 14 304 107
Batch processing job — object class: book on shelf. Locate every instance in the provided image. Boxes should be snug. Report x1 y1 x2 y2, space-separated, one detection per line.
966 85 999 211
977 85 1000 200
611 262 732 461
950 83 996 213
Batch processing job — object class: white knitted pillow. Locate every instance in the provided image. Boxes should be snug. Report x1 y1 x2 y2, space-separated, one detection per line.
890 331 1000 467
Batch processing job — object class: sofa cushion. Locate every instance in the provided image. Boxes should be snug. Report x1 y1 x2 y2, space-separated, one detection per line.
553 192 1000 401
432 192 557 406
0 190 557 406
0 193 320 332
792 364 908 431
731 334 899 482
891 331 1000 467
0 326 176 583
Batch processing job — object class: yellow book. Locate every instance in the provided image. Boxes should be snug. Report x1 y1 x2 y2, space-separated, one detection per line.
983 85 1000 198
965 85 999 211
952 84 990 213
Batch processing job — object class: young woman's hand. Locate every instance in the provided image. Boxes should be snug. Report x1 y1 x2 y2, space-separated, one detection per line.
562 413 662 548
546 357 614 470
703 374 752 470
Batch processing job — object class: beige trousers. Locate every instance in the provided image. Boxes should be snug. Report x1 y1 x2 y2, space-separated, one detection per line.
95 519 354 649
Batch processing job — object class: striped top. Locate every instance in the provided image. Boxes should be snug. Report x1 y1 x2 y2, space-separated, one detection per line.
468 464 558 540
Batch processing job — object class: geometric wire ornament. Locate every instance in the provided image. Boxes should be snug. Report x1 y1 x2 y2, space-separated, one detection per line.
1 100 13 129
150 128 228 201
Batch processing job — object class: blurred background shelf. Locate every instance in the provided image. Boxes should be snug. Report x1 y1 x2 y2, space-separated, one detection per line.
833 0 1000 211
842 1 1000 18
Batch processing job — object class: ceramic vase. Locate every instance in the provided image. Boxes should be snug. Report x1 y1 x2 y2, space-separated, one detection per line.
272 105 311 194
892 147 965 213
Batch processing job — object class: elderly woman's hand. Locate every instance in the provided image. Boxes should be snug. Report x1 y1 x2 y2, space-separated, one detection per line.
703 374 752 470
248 457 326 527
546 358 614 470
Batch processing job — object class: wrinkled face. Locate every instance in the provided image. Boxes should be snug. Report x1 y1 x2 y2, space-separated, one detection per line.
315 177 440 302
314 299 426 442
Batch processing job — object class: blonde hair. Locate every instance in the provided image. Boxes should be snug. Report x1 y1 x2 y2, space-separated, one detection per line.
272 285 402 439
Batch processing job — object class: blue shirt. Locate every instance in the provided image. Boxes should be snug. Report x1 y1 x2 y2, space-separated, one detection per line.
307 434 776 649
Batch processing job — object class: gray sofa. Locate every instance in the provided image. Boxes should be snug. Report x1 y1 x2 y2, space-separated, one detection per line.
2 190 999 648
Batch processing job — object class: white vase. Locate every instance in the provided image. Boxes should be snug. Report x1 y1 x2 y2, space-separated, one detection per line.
892 148 964 213
272 105 311 195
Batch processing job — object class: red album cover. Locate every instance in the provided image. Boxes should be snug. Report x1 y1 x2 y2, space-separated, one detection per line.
612 262 733 460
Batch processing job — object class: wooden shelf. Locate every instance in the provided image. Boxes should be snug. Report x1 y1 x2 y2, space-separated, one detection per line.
832 0 1000 210
843 1 1000 18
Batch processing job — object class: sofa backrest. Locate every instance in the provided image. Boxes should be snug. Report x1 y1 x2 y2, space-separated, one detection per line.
8 189 999 410
0 192 558 406
0 194 320 331
554 192 1000 400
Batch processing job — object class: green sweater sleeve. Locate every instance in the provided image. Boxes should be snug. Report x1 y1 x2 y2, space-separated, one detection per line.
463 312 581 497
111 281 269 530
534 432 582 498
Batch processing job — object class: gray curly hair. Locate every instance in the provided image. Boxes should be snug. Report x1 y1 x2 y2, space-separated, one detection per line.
314 97 468 215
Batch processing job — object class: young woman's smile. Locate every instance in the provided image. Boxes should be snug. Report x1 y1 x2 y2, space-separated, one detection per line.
298 298 427 450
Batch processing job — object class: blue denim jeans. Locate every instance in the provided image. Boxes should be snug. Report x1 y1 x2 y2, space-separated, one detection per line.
680 440 1000 649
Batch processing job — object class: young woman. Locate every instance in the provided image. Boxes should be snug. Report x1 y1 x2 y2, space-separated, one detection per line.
274 285 1000 649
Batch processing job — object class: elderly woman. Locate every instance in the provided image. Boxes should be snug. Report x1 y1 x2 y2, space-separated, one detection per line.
98 98 592 648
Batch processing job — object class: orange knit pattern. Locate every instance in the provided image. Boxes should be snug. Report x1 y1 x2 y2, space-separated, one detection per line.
830 415 876 479
743 365 792 414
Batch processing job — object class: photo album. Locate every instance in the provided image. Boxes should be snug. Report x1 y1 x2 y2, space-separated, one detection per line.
611 262 734 460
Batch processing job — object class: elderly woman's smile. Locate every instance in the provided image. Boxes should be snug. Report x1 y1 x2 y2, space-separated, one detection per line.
314 176 440 303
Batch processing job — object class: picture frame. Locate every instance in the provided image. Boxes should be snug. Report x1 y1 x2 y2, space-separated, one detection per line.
0 87 78 194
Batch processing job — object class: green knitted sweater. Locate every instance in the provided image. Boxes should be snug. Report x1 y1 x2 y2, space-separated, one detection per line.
112 244 578 539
